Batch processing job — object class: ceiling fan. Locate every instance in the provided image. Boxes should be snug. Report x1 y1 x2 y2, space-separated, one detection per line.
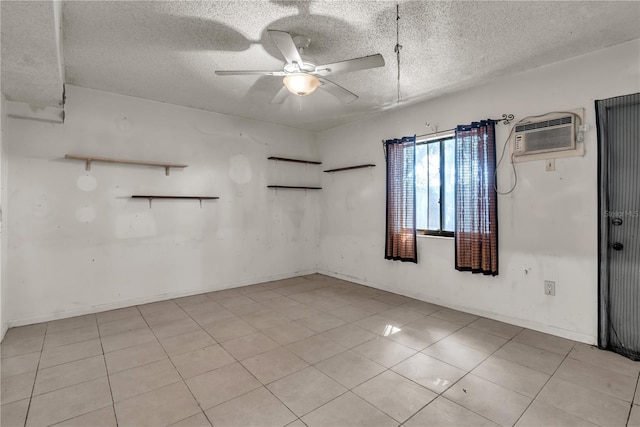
215 30 385 104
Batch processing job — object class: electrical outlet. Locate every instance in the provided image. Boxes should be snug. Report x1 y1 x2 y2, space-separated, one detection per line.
544 280 556 296
546 159 555 171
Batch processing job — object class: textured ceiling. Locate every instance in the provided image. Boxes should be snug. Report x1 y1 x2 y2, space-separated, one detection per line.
1 1 62 108
2 1 640 131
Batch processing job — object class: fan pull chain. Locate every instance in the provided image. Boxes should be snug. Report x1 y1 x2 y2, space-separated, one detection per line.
394 3 402 104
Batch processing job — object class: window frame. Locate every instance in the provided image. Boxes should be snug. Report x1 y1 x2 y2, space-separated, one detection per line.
416 133 455 238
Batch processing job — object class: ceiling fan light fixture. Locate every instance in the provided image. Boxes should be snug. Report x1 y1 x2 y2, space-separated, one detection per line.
283 73 320 96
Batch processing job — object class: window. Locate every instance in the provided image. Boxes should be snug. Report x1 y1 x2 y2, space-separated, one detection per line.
415 136 455 237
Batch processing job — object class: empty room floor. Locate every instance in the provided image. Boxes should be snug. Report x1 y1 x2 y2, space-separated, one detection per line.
1 274 639 427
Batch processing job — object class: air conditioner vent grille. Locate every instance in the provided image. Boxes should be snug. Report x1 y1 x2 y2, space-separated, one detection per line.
515 116 572 132
522 126 573 152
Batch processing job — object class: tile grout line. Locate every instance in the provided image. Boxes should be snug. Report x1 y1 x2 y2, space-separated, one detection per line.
292 307 493 425
7 276 614 427
224 303 348 422
13 369 115 415
175 291 315 424
96 311 142 326
508 340 639 425
404 394 499 427
147 293 319 423
101 309 126 427
256 366 313 424
626 370 640 426
285 384 352 421
402 326 533 426
20 316 114 427
174 285 397 423
21 321 48 427
397 357 497 425
341 364 417 425
175 295 296 425
38 327 101 353
509 336 577 426
42 319 95 337
47 316 114 427
269 309 463 424
34 338 105 371
136 300 212 426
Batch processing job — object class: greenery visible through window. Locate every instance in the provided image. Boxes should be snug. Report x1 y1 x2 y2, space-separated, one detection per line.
416 136 455 236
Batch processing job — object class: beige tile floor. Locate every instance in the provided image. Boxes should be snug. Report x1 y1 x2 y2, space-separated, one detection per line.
1 274 639 427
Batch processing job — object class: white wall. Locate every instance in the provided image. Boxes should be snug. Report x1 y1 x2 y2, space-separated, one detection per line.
6 85 320 326
1 93 8 340
317 39 640 344
4 41 638 343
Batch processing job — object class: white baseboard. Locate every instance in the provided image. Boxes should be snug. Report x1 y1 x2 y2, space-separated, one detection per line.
7 269 316 329
317 268 597 345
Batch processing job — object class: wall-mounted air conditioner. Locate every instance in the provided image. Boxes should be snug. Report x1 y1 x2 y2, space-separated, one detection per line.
511 109 584 163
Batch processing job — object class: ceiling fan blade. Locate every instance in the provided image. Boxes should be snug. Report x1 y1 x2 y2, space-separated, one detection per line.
270 85 289 104
215 70 286 76
267 30 303 65
315 54 385 76
318 78 358 104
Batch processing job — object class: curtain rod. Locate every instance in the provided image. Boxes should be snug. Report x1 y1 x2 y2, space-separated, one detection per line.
382 113 514 159
416 113 515 139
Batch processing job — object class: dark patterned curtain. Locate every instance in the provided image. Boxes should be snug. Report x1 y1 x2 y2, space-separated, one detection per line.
455 121 498 275
385 136 417 263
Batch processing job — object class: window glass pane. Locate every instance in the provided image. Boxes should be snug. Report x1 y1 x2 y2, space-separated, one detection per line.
427 143 441 230
403 146 415 229
443 138 456 232
415 142 441 231
415 145 429 230
416 138 456 234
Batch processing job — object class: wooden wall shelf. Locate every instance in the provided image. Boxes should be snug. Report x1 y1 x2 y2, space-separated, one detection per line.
267 186 322 190
324 164 376 173
268 156 322 165
65 154 188 176
131 195 219 200
131 195 219 208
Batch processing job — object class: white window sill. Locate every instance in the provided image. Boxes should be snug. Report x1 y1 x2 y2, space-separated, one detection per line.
417 234 454 240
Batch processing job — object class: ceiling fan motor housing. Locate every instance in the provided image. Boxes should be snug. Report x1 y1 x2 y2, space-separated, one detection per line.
284 59 316 73
283 35 316 73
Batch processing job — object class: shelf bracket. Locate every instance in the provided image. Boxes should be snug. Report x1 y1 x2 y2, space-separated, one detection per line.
165 166 170 176
85 159 92 171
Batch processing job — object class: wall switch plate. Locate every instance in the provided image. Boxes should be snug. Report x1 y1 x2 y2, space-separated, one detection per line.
546 159 556 171
544 280 556 296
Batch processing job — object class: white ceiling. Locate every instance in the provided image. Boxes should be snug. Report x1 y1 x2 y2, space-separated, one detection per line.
2 1 639 131
1 1 62 108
